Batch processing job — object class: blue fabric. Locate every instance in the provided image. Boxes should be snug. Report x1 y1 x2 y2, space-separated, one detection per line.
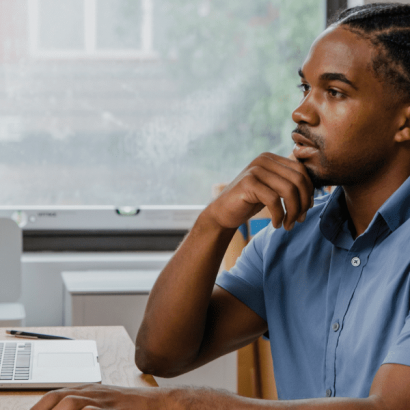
238 223 248 241
249 218 271 237
216 177 410 400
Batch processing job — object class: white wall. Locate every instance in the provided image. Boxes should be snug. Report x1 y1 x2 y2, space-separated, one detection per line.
20 252 173 326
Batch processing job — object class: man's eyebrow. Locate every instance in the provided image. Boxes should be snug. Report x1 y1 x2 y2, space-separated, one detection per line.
297 68 358 90
319 73 358 90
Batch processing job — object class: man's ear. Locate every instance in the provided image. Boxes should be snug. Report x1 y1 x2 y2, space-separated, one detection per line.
395 106 410 142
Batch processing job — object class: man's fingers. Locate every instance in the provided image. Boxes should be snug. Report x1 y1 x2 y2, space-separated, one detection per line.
256 152 314 194
31 390 91 410
32 393 95 410
31 390 64 410
248 166 309 230
207 152 315 230
30 385 152 410
240 178 284 228
52 395 96 410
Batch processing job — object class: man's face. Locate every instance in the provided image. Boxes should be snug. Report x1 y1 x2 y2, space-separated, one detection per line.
291 25 404 189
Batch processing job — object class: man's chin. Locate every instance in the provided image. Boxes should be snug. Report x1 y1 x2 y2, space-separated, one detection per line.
305 167 333 190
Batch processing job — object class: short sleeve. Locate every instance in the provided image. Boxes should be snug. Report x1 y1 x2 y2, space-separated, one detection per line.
215 227 268 322
383 312 410 366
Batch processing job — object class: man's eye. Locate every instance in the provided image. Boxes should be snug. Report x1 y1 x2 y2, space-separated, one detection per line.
297 83 310 93
328 88 344 98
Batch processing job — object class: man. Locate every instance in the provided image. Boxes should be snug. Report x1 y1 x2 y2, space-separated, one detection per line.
33 3 410 409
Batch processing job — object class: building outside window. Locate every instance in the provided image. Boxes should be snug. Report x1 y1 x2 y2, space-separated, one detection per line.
28 0 155 59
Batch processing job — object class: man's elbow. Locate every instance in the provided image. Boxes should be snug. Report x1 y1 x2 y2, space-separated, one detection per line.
134 344 195 378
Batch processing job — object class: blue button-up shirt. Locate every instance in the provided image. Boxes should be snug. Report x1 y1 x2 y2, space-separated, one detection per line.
216 177 410 400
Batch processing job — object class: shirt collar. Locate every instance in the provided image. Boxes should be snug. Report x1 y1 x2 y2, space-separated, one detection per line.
319 176 410 245
319 186 349 245
377 175 410 232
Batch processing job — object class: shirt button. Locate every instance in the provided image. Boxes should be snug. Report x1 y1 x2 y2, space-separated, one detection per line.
351 257 361 267
332 322 340 332
326 389 332 397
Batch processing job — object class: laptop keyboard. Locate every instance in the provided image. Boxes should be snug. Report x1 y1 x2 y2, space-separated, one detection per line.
0 342 32 380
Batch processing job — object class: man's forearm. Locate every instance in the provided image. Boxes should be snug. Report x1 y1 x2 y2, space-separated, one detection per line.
135 209 236 376
135 153 314 376
169 388 382 410
30 384 386 410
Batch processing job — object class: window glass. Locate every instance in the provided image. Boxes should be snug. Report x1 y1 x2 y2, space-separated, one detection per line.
38 0 85 50
0 0 325 205
96 0 142 49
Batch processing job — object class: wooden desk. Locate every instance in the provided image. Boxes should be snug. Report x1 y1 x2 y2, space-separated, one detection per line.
0 326 157 409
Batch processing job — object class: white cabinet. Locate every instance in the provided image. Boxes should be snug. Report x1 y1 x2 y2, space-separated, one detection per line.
62 270 237 392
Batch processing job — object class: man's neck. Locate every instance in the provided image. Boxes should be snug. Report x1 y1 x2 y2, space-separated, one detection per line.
343 171 410 239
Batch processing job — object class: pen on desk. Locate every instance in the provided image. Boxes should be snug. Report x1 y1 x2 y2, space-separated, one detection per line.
6 330 74 340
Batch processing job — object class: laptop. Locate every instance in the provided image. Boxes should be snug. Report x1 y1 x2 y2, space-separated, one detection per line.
0 339 101 389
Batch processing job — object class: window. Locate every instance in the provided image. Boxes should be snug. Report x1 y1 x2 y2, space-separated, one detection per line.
28 0 155 59
0 0 326 210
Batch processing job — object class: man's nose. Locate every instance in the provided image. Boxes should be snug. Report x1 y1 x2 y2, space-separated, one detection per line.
292 94 320 126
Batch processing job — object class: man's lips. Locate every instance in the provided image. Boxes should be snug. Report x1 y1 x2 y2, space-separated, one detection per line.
291 132 317 148
292 132 319 159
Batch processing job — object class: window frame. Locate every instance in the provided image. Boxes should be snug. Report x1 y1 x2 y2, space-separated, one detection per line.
27 0 157 60
0 205 204 252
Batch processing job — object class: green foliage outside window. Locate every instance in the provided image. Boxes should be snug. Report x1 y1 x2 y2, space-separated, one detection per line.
157 0 325 186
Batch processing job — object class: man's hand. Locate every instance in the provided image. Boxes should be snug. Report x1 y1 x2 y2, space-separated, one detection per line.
29 384 247 410
30 384 168 410
206 152 314 231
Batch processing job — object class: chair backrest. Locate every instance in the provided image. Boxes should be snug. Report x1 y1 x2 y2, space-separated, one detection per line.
0 218 22 302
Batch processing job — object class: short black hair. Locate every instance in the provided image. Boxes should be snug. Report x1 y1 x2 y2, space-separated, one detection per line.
333 3 410 101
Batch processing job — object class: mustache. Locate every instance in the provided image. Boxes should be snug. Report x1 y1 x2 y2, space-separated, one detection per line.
292 126 323 149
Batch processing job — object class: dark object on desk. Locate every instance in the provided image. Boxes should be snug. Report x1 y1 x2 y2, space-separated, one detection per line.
6 330 73 340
